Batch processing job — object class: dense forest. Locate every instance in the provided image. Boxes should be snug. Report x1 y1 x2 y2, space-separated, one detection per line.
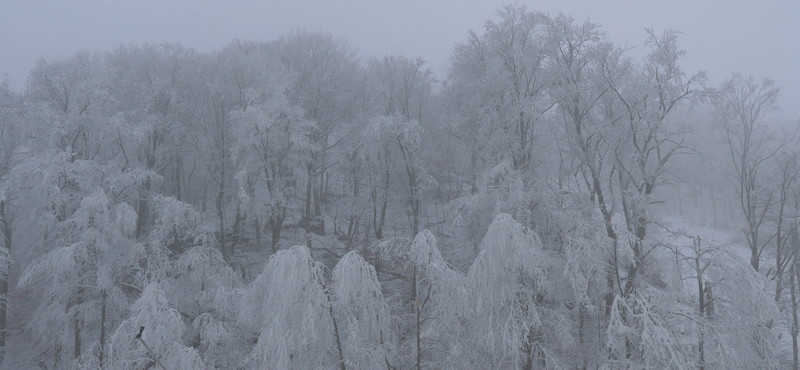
0 4 798 369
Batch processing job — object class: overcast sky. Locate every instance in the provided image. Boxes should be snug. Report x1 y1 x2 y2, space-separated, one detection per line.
2 0 797 118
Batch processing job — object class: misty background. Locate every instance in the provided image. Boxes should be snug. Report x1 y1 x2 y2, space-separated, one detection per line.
2 0 798 118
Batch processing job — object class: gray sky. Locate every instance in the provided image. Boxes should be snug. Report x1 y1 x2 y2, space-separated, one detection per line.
2 0 798 118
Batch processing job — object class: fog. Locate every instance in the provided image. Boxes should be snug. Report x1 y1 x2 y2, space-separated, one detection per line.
0 2 799 369
2 0 798 117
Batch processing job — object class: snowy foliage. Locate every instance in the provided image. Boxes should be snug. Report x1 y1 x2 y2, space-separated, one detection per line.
192 312 238 369
1 6 795 370
170 244 237 317
331 250 392 368
18 189 146 368
106 283 203 370
380 230 466 368
702 248 780 369
239 246 333 369
457 213 551 369
150 194 205 246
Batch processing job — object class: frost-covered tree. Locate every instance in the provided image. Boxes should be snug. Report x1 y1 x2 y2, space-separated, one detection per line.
18 189 144 368
445 4 557 242
2 7 798 368
231 88 314 253
365 115 434 237
276 30 360 224
713 74 786 271
25 52 122 225
449 5 555 174
104 44 197 237
771 148 800 302
0 77 23 359
330 250 392 369
607 28 705 297
238 245 333 369
171 244 236 318
103 283 204 370
177 50 241 261
454 213 550 369
380 230 464 370
363 55 435 240
144 194 242 368
236 246 394 370
670 236 780 370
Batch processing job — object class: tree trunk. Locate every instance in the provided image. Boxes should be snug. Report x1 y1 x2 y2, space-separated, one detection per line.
201 185 208 214
579 300 587 370
750 240 760 272
217 104 229 262
777 232 784 302
373 150 390 241
99 291 107 368
327 292 346 370
315 168 324 216
411 266 422 370
791 261 798 370
173 156 183 201
217 179 227 262
0 199 10 358
347 168 360 250
470 150 478 195
231 205 242 252
135 176 151 239
696 237 706 370
269 211 285 254
74 289 83 359
776 175 790 302
305 165 313 220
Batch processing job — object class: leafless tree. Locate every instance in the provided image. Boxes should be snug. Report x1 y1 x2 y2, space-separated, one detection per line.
713 74 785 271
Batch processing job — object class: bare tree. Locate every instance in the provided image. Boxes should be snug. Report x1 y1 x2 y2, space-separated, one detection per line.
773 148 800 301
276 31 360 228
365 56 435 238
0 77 22 361
713 74 783 271
791 229 800 369
607 28 705 296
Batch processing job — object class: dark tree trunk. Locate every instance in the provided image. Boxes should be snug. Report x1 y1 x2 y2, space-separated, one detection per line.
231 206 242 252
470 150 478 195
696 238 706 370
217 177 227 262
372 157 389 241
327 292 346 370
315 170 323 216
0 199 10 356
305 165 313 220
99 291 107 368
791 261 798 370
750 240 760 272
269 211 285 254
74 289 83 359
135 176 151 239
579 301 587 370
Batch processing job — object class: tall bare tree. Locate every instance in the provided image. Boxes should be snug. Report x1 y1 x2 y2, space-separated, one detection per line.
713 74 783 271
0 78 22 362
773 148 800 301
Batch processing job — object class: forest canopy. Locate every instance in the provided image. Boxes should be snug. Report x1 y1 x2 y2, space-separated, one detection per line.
0 4 797 370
